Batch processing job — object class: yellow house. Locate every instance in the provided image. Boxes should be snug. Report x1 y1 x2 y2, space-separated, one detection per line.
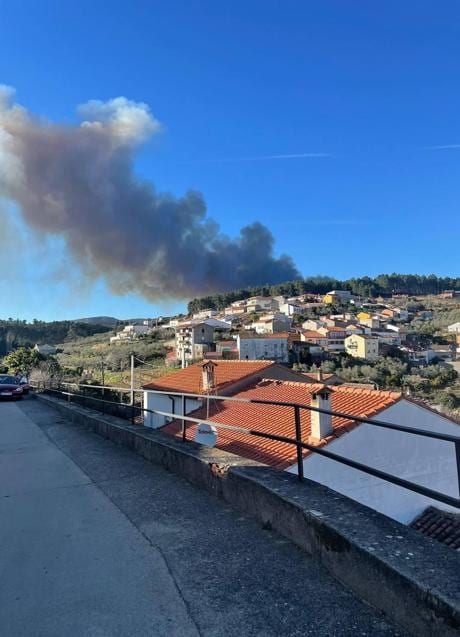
323 290 352 304
344 334 379 361
357 311 371 321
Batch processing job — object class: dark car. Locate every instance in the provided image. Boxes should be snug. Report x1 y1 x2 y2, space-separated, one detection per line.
17 377 31 395
0 375 24 400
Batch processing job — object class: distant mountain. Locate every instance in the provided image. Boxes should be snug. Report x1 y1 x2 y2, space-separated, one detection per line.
0 319 112 356
73 316 119 327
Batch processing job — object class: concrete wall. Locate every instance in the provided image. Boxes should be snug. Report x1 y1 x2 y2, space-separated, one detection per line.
288 399 460 524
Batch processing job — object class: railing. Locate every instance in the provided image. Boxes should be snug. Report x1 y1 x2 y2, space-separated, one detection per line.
33 381 460 511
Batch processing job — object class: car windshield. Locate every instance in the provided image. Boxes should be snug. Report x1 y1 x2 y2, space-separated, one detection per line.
0 375 18 385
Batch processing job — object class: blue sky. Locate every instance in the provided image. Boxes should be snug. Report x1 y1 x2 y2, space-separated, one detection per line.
0 1 459 321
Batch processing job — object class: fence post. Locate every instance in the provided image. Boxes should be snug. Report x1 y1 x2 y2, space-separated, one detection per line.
181 395 187 441
294 405 304 482
456 441 460 498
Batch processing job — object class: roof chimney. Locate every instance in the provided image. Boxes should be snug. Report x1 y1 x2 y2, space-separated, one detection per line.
316 366 323 382
201 360 216 393
310 385 333 440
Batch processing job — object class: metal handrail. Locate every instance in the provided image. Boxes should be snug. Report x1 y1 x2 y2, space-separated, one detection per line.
35 383 460 511
58 381 460 444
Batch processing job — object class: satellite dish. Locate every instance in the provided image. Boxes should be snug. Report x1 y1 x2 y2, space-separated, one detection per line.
194 422 218 447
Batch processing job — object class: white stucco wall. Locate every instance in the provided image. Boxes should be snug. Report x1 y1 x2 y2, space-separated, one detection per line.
143 391 202 428
238 337 288 362
287 399 460 524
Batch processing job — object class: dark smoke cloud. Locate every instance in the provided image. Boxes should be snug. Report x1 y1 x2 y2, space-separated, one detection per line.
0 86 300 299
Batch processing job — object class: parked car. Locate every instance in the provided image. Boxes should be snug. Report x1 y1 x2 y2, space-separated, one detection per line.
17 376 31 395
0 375 24 400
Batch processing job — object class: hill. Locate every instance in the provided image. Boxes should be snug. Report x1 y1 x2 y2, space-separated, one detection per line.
73 316 119 327
0 320 112 356
188 273 460 313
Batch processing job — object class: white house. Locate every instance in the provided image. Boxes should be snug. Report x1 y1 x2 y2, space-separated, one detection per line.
400 346 436 365
192 309 218 320
245 296 278 312
237 333 289 363
447 322 460 334
166 379 460 525
252 312 292 334
201 318 232 330
278 302 303 317
34 343 57 355
372 330 402 347
142 360 312 428
110 323 152 343
302 319 326 331
288 390 460 525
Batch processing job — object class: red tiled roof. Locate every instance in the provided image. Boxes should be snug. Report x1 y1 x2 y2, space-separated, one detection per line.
410 507 460 549
162 380 401 469
142 360 275 394
302 331 326 339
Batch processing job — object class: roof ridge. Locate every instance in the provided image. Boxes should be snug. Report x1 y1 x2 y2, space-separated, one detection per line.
202 359 275 364
404 396 460 427
255 378 402 399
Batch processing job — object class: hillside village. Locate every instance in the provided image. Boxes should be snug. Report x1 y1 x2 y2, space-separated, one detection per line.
105 289 459 364
2 289 460 597
75 285 459 417
163 289 459 366
131 288 460 542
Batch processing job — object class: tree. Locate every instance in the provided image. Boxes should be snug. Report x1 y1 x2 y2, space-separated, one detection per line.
29 359 62 388
3 347 42 375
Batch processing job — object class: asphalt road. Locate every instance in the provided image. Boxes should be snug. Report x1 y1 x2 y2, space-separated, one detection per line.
0 399 408 636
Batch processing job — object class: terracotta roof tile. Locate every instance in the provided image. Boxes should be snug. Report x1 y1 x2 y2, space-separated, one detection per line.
162 380 401 469
301 331 326 339
410 507 460 549
142 360 275 394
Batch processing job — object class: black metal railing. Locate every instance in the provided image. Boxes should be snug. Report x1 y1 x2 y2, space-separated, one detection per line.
33 382 460 511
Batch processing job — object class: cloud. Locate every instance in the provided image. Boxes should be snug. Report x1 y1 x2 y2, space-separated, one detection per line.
0 86 300 300
423 144 460 151
197 152 332 163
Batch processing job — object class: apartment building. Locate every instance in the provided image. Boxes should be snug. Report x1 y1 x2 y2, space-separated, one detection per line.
175 322 214 362
344 333 379 360
237 333 289 363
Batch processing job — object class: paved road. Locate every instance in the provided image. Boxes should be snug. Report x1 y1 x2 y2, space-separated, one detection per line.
0 399 407 636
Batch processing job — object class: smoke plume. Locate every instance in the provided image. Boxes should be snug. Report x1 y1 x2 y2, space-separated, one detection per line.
0 86 300 299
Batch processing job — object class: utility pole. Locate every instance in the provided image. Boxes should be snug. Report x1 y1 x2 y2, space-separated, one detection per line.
130 353 135 406
101 354 105 397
